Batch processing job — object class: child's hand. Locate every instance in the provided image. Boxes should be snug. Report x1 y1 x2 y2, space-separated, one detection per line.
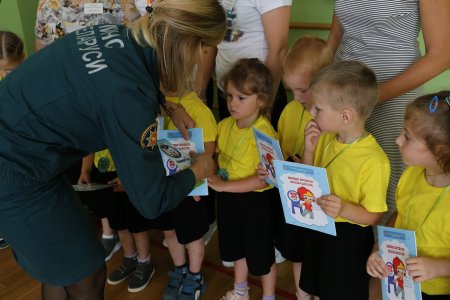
108 177 125 192
406 256 441 282
316 194 342 218
256 163 269 181
207 174 226 192
77 172 91 185
193 195 201 202
366 251 388 279
304 120 321 154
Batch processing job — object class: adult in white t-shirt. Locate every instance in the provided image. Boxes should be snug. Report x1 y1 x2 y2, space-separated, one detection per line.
214 0 292 128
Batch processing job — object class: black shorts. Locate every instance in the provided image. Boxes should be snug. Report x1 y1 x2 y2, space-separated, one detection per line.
87 169 153 233
273 191 305 262
150 194 209 245
217 190 275 276
300 222 374 300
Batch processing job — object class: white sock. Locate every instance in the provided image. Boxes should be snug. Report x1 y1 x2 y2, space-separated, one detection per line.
102 233 114 239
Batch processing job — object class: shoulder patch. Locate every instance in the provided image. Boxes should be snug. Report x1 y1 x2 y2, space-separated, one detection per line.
140 122 158 151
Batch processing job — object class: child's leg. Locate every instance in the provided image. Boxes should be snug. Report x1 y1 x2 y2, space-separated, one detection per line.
234 258 249 289
186 238 205 273
293 262 310 299
101 217 114 235
118 229 136 256
133 231 150 261
164 230 186 266
260 263 276 298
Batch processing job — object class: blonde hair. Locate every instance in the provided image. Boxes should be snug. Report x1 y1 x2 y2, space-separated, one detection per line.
310 61 379 119
130 0 226 96
222 58 274 116
0 31 24 63
405 91 450 172
283 36 332 78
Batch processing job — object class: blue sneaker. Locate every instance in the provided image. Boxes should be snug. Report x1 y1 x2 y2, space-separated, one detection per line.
178 273 207 300
163 270 185 300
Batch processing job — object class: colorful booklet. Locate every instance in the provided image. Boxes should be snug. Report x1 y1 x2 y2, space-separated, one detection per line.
157 128 208 196
253 128 284 187
377 226 421 300
273 160 336 236
72 183 113 191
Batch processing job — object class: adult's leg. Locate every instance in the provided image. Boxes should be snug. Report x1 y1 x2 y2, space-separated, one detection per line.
42 265 106 300
65 264 106 300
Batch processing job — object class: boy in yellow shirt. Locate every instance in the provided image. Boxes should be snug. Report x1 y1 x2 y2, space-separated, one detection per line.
300 61 390 300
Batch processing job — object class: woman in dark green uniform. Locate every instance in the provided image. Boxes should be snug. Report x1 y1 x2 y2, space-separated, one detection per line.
0 0 225 298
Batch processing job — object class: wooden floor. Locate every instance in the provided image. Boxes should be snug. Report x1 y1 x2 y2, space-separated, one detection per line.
0 230 299 300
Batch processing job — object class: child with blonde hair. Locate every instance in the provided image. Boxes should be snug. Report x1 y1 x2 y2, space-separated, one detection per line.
300 61 390 300
275 37 332 299
209 58 277 300
367 91 450 300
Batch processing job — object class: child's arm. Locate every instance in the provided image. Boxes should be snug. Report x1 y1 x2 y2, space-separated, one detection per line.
302 120 321 165
208 174 268 193
366 211 398 278
407 257 450 282
78 153 94 184
317 194 383 225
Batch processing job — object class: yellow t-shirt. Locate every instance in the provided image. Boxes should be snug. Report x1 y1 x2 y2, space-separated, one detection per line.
217 115 276 191
165 91 217 143
395 166 450 295
94 149 116 172
277 100 313 159
314 133 390 225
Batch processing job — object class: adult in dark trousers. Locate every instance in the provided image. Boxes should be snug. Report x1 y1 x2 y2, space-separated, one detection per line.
0 0 225 299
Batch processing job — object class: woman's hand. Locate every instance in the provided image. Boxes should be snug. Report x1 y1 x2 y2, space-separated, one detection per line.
167 103 195 139
190 151 214 182
367 250 388 279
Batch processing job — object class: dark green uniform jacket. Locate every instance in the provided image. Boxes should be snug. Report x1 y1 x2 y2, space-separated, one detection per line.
0 25 195 218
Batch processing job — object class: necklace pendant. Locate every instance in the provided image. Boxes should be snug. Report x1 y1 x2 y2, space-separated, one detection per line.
218 168 229 181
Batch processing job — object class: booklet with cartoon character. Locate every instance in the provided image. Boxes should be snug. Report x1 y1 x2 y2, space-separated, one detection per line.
377 226 421 300
253 128 284 187
273 160 336 236
157 128 208 196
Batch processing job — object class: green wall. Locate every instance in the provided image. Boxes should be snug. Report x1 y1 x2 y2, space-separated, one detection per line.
0 0 447 92
0 0 39 56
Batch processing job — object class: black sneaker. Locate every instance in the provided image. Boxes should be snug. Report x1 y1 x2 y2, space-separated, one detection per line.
128 260 155 293
101 234 121 262
0 238 8 250
107 256 137 285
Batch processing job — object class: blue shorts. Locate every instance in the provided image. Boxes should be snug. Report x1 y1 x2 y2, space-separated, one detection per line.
0 165 105 286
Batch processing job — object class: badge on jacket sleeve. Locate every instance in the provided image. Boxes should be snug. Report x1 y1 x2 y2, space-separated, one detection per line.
141 122 158 151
